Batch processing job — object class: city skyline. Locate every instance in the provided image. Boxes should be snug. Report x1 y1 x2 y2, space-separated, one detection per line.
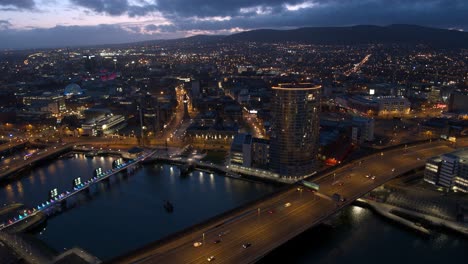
1 0 468 49
0 2 467 263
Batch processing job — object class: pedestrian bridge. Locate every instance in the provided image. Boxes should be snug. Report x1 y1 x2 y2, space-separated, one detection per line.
0 150 157 231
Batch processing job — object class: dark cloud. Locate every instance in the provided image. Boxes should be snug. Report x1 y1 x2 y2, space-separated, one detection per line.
70 0 129 16
70 0 158 17
0 20 12 30
144 24 158 31
2 0 468 49
155 0 302 17
67 0 468 31
153 0 468 31
144 23 178 33
0 0 35 9
0 24 171 49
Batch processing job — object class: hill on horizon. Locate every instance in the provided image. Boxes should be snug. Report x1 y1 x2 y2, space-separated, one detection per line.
152 24 467 49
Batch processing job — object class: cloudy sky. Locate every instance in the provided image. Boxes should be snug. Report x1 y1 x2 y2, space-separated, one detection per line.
0 0 467 49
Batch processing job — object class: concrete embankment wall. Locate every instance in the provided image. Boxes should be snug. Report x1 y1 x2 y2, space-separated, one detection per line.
354 199 431 235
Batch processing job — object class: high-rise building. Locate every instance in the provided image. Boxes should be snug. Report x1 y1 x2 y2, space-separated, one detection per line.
140 94 160 134
269 83 321 178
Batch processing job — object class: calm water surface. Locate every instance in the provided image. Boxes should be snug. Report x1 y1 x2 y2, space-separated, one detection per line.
1 153 467 262
260 205 468 264
0 153 277 259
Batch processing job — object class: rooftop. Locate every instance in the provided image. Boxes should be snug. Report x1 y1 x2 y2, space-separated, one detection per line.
272 83 321 91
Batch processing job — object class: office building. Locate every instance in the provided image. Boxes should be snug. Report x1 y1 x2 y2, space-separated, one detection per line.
23 93 66 114
230 133 270 169
337 95 410 116
351 117 375 144
269 83 321 178
230 133 253 167
424 148 468 193
81 114 126 136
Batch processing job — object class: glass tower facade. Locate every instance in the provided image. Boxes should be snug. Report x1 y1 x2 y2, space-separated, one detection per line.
269 83 321 177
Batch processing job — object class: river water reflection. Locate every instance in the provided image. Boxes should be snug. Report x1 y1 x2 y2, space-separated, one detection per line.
0 153 278 260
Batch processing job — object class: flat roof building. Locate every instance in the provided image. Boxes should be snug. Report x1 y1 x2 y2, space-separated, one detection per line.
424 148 468 193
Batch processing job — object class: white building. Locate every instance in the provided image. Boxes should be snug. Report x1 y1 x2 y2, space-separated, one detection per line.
344 95 410 116
424 148 468 193
81 114 126 136
230 133 252 167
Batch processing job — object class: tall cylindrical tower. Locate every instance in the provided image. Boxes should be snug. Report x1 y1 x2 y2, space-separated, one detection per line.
269 83 321 178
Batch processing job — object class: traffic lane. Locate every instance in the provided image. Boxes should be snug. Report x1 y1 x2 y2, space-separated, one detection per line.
140 190 321 264
146 190 313 263
225 188 342 263
122 141 462 262
160 142 454 262
186 191 328 264
129 189 304 263
131 146 424 262
317 143 453 187
318 145 455 199
305 145 453 205
311 142 450 186
218 192 336 264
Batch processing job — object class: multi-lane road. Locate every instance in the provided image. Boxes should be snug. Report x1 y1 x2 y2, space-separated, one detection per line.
0 140 27 153
114 140 466 264
0 143 73 181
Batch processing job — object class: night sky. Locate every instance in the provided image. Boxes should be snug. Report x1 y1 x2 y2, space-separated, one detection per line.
0 0 467 49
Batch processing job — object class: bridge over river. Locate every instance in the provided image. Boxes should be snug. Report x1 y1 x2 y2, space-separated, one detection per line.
113 140 467 264
0 150 157 231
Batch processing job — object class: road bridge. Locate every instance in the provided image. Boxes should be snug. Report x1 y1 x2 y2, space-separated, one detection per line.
0 143 74 182
113 140 467 264
0 140 28 154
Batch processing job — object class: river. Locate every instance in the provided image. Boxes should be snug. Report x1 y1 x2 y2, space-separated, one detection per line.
1 153 466 262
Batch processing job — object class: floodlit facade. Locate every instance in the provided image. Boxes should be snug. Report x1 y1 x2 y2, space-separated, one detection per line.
424 148 468 193
269 83 321 178
81 114 126 136
338 95 410 116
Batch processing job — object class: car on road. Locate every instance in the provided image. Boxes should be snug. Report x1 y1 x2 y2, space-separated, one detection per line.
284 202 291 208
371 176 376 180
243 243 252 249
268 209 274 214
213 239 221 244
193 242 202 247
207 256 215 262
365 174 370 178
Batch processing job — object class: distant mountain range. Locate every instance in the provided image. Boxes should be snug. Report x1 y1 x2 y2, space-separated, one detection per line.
155 24 468 49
